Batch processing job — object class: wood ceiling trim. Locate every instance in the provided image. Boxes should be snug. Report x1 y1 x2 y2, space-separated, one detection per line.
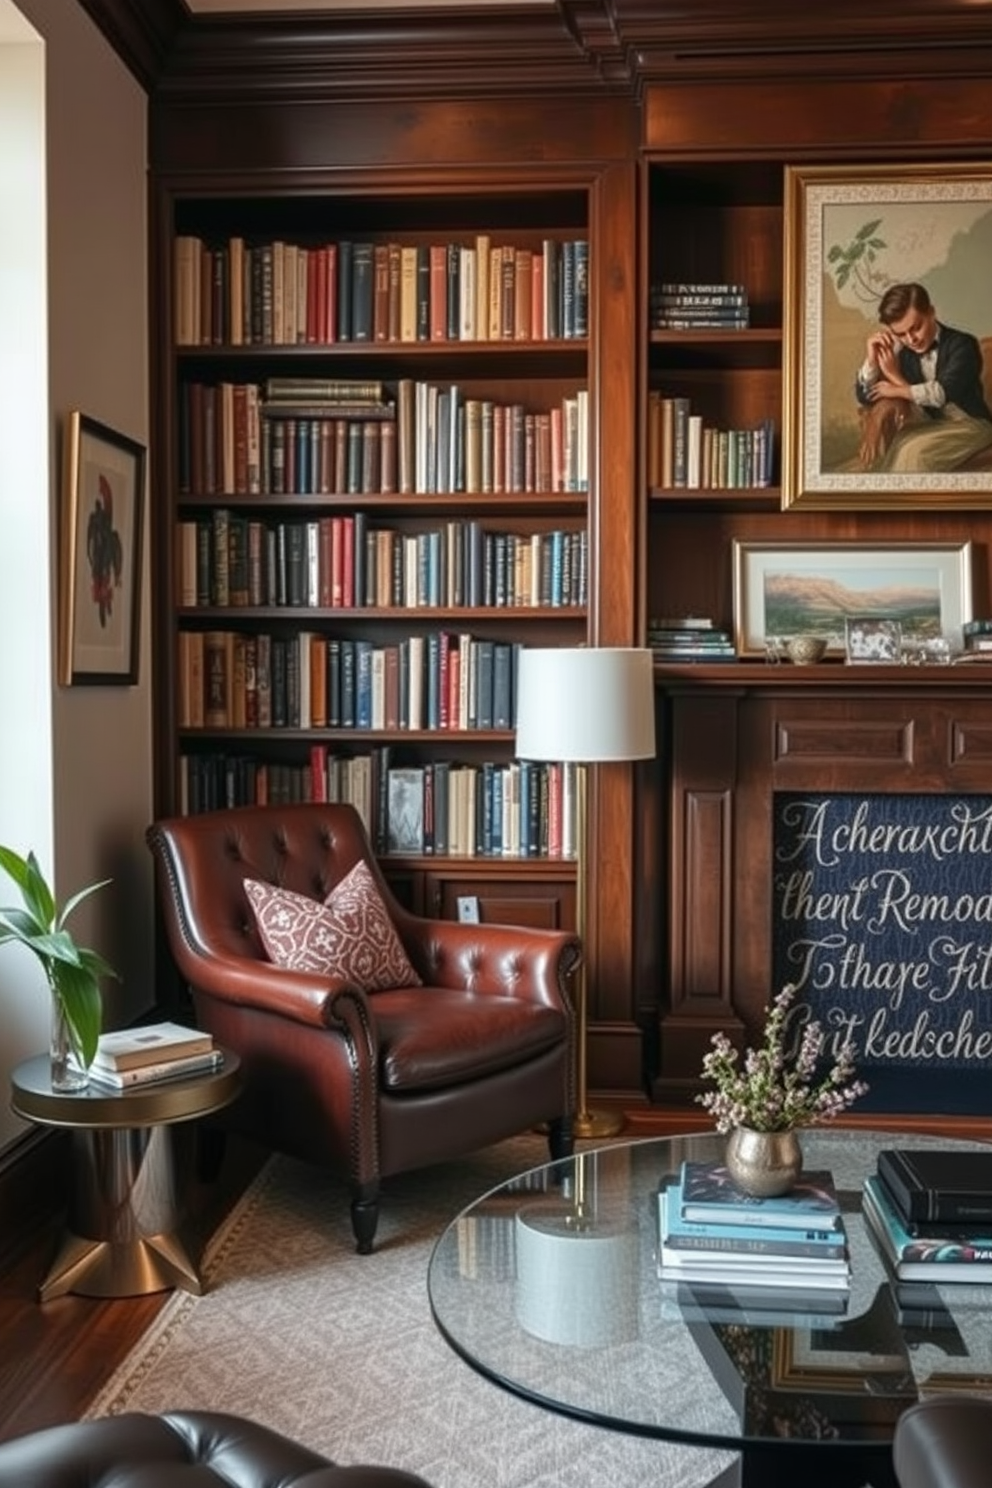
76 0 992 99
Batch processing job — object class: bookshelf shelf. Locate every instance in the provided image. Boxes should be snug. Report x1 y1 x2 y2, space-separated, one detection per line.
178 606 587 621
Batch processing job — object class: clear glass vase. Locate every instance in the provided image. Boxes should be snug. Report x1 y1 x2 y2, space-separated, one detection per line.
50 981 89 1093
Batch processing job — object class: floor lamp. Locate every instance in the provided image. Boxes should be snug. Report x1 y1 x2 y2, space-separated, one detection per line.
515 647 656 1140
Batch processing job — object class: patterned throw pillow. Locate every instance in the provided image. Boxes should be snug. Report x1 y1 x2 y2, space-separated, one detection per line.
244 861 421 993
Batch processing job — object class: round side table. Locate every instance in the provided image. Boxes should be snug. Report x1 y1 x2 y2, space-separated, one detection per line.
10 1050 242 1301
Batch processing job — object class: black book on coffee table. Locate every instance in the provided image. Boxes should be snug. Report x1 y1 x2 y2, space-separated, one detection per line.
877 1149 992 1232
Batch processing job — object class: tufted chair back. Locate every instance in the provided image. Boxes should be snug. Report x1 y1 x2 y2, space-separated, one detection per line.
148 802 579 1252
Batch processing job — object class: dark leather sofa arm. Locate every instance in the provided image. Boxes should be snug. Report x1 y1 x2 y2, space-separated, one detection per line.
893 1394 992 1488
0 1411 435 1487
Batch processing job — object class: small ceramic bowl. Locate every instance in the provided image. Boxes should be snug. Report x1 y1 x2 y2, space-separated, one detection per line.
785 635 828 665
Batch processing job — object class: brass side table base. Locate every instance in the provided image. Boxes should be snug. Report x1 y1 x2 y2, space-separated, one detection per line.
10 1051 242 1302
39 1228 201 1301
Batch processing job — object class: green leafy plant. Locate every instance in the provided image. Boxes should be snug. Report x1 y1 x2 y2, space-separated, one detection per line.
0 846 118 1068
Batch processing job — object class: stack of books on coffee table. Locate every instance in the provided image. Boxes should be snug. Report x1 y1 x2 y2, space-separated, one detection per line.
863 1148 992 1285
90 1020 221 1089
657 1159 851 1302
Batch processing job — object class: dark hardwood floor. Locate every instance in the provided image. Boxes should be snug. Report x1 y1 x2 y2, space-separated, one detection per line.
0 1129 268 1444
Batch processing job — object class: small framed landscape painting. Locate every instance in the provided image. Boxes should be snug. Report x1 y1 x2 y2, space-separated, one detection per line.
732 539 972 658
59 411 145 686
781 162 992 510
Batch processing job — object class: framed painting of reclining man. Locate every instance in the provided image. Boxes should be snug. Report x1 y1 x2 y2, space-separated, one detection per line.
781 162 992 510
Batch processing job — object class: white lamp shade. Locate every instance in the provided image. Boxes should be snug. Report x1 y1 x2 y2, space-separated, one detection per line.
515 648 656 763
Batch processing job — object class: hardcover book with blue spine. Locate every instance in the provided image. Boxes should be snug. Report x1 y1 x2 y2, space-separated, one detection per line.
660 1179 846 1259
680 1161 842 1231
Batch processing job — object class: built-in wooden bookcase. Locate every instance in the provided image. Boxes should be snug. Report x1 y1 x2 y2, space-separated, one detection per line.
156 184 593 929
638 77 992 1112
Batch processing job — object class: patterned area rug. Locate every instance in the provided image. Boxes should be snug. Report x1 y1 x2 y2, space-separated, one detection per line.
86 1136 736 1488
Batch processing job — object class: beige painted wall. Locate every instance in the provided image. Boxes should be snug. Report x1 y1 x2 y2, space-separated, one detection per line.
0 0 152 1153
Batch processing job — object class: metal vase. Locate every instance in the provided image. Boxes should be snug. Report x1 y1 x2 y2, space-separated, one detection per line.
725 1126 803 1198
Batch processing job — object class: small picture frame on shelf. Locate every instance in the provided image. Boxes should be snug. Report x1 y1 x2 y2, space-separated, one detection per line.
59 410 145 686
844 617 903 664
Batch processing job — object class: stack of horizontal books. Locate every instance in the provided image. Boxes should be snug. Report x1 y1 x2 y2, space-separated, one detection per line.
89 1021 221 1089
863 1148 992 1285
647 617 736 664
657 1159 851 1300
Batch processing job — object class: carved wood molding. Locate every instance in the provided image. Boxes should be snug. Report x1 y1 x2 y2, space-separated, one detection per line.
76 0 992 98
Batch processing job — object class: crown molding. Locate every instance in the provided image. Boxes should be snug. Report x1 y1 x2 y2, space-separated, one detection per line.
76 0 992 97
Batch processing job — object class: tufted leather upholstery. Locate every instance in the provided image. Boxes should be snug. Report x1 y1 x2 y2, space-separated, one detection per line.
0 1410 436 1486
147 802 580 1252
893 1395 992 1488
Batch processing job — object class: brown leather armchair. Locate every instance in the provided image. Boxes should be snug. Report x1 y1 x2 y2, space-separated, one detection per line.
147 802 579 1253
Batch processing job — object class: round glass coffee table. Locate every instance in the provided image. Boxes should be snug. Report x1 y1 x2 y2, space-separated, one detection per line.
428 1129 992 1488
10 1049 242 1301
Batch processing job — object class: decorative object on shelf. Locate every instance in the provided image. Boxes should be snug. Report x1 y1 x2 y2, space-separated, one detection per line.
732 538 972 658
723 1125 804 1199
784 635 828 665
59 410 146 686
515 647 656 1140
696 983 869 1197
0 846 117 1091
844 616 903 664
781 161 992 512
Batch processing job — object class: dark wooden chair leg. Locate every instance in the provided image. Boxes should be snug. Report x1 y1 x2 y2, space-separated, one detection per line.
351 1183 380 1254
547 1115 573 1162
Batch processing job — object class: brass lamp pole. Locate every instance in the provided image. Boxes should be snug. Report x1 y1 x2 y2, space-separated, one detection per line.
514 648 656 1141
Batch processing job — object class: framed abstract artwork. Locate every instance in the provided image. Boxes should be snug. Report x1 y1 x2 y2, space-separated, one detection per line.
59 410 145 686
781 163 992 510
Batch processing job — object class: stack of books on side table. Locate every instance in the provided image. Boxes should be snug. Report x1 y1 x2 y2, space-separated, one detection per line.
863 1148 992 1284
657 1159 851 1307
89 1020 221 1089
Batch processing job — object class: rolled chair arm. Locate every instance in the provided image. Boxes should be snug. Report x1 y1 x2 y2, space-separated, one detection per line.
154 939 371 1032
393 908 581 1009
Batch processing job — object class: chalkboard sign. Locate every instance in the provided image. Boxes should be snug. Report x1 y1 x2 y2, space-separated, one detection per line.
772 792 992 1115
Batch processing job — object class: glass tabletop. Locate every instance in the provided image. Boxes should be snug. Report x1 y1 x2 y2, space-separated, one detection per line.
428 1129 992 1460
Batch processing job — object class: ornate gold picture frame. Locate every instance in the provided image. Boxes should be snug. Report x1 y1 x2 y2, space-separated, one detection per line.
781 163 992 510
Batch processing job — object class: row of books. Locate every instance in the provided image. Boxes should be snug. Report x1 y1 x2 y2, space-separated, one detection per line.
648 616 736 664
179 746 579 860
177 631 526 733
649 281 751 332
960 618 992 657
862 1147 992 1285
646 392 775 490
179 379 590 496
90 1021 220 1090
177 513 588 613
174 234 590 348
657 1159 850 1312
